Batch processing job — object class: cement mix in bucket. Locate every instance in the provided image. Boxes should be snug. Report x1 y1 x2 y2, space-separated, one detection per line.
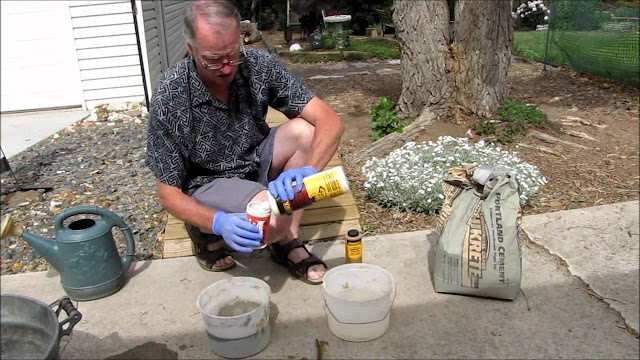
322 264 396 342
197 277 271 359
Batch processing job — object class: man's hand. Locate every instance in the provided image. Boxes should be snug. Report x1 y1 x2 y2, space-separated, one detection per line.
212 211 262 252
268 166 317 201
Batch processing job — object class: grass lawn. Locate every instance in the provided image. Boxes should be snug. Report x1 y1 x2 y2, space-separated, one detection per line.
290 37 400 63
513 30 639 86
348 38 400 59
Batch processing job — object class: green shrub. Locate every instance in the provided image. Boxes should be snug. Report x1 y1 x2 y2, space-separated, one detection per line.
370 97 403 140
324 29 352 50
324 38 337 50
474 120 497 135
475 100 548 144
498 99 548 127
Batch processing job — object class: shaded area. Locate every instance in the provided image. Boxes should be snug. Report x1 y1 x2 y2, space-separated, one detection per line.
105 342 178 360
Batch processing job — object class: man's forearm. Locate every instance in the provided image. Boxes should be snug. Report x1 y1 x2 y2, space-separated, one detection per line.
156 180 217 232
300 97 344 170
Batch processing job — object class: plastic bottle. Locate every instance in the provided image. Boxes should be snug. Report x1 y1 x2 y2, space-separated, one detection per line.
345 229 363 263
267 166 350 216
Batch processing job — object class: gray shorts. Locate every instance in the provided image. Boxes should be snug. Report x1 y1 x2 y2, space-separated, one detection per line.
190 126 278 224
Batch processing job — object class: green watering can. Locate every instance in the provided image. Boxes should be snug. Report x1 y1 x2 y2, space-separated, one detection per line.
1 205 135 301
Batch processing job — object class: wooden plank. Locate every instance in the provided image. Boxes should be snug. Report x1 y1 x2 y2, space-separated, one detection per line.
300 204 360 226
164 222 187 240
162 238 193 258
167 213 182 225
305 193 354 210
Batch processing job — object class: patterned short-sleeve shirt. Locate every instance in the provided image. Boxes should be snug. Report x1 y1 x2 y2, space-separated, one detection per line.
145 49 314 192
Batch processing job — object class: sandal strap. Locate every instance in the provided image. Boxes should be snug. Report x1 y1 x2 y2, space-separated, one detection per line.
274 238 304 255
295 252 327 270
185 223 224 245
193 242 230 263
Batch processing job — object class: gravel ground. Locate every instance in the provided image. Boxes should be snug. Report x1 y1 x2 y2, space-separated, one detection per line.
1 102 165 275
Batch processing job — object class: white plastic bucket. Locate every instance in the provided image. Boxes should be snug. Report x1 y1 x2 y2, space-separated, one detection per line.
197 277 271 359
321 264 396 342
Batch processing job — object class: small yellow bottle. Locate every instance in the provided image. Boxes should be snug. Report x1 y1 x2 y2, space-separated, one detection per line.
345 229 363 263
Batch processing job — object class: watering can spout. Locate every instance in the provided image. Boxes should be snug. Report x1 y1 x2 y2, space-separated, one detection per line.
1 216 63 271
22 232 63 271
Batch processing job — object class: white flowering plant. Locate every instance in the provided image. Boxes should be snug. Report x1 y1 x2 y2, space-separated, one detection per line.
513 0 551 30
362 137 548 214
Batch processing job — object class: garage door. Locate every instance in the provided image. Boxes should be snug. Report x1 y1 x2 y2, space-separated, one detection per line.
1 1 83 112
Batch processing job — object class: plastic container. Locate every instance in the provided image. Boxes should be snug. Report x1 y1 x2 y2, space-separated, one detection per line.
246 200 270 249
267 166 350 216
344 229 363 263
321 264 396 342
197 277 271 359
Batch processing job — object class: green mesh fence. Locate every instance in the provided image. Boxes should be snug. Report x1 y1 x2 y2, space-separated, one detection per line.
548 1 639 86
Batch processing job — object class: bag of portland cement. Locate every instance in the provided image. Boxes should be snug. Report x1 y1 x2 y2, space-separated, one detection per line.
432 164 522 300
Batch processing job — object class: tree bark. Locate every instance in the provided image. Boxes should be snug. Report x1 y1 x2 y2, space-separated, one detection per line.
355 0 513 161
393 0 451 120
251 0 258 24
450 0 513 117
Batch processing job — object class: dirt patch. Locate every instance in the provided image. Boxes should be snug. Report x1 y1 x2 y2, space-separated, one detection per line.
291 58 639 236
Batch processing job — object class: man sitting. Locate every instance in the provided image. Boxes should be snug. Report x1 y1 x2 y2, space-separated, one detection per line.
145 0 343 284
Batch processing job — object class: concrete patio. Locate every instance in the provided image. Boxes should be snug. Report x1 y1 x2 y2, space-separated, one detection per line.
1 202 638 359
0 108 89 159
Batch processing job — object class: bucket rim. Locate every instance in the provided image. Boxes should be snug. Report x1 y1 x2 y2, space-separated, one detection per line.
1 294 60 358
322 264 395 302
196 277 271 320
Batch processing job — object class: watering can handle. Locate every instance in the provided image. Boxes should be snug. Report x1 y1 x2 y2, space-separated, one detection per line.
323 281 398 325
54 205 136 258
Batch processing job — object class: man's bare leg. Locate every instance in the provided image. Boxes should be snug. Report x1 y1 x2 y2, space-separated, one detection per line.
269 118 328 281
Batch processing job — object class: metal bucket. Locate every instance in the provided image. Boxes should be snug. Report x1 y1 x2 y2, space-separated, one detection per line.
1 294 82 359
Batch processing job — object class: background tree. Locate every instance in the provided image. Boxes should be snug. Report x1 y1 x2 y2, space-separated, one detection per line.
355 0 514 161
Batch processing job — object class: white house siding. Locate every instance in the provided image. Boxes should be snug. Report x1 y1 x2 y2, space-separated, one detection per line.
0 1 84 112
69 0 145 109
141 0 188 94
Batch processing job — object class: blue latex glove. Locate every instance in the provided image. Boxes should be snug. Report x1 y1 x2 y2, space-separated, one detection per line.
268 166 317 201
212 211 262 253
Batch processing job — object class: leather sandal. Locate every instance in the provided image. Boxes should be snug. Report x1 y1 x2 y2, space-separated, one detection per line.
186 224 236 272
270 238 328 285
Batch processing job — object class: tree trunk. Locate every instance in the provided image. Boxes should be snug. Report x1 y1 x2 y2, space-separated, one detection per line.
393 0 451 120
450 0 513 117
355 0 513 162
251 0 258 24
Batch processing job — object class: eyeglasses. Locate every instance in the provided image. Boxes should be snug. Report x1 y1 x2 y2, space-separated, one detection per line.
198 44 246 70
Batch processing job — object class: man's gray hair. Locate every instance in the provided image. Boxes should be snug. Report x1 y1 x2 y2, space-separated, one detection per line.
184 0 241 46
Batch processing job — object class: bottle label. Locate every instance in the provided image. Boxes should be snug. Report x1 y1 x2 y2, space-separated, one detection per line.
303 168 346 202
346 240 362 263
